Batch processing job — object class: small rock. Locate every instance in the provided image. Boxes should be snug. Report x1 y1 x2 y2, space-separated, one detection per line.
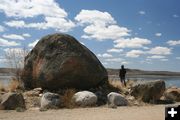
40 92 60 109
72 91 97 107
130 80 165 103
107 92 128 106
0 92 25 110
164 87 180 102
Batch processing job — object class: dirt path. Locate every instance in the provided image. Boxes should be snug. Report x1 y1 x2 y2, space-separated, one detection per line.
0 105 166 120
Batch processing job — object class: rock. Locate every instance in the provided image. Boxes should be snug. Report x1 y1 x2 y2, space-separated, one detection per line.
72 91 97 107
130 80 165 103
164 87 180 102
40 92 60 109
22 33 108 90
107 92 128 107
24 88 42 97
0 92 25 110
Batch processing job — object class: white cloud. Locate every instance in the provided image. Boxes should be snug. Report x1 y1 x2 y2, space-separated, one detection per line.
3 34 25 40
147 55 166 59
1 0 75 32
28 39 39 48
22 33 31 37
139 11 146 15
121 61 129 65
160 59 168 61
148 46 171 55
4 20 25 28
97 53 112 58
107 48 123 53
114 37 151 48
0 25 5 32
155 33 162 37
176 57 180 60
0 38 20 46
167 40 180 46
75 10 130 41
173 14 179 18
105 58 124 62
126 50 145 58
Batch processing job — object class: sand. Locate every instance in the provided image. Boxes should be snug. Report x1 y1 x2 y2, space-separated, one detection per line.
0 105 166 120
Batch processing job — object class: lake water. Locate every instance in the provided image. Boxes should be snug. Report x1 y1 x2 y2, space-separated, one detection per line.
109 75 180 88
1 75 180 88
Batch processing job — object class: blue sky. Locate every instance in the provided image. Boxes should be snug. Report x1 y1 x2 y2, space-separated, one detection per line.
0 0 180 71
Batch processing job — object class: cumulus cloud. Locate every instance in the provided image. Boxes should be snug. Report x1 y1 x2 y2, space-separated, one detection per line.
22 33 31 37
148 46 171 55
147 55 166 59
1 0 75 32
75 10 130 41
167 40 180 46
107 48 123 53
97 53 113 58
105 58 124 62
173 14 179 18
114 37 151 48
155 33 162 37
2 34 25 40
126 50 145 58
0 25 5 32
138 11 146 15
176 57 180 60
28 39 39 48
0 38 20 46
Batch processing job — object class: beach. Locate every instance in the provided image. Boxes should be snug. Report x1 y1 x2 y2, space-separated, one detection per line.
0 105 165 120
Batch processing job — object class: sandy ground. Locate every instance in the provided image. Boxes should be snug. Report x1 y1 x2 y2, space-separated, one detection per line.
0 105 168 120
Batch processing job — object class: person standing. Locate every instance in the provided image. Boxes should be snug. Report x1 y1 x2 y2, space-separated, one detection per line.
119 65 126 86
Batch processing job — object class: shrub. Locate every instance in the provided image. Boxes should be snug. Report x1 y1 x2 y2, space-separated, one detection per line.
61 89 76 108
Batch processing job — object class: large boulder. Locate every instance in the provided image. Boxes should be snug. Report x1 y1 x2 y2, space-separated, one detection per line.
130 80 165 102
0 92 25 110
22 33 108 90
107 92 128 107
40 92 60 109
164 87 180 102
72 91 97 107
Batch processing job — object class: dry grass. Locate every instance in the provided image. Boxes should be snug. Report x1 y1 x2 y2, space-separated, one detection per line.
8 78 21 92
0 81 6 92
61 89 77 108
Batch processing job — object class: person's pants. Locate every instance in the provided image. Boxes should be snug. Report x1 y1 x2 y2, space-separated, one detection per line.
120 77 126 86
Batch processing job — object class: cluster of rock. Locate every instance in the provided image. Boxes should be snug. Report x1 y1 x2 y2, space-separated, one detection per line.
0 80 180 110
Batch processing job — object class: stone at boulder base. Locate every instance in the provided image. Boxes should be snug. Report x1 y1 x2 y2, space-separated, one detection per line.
0 92 25 110
22 33 108 90
40 92 60 109
72 91 97 107
164 87 180 102
130 80 165 103
107 92 128 107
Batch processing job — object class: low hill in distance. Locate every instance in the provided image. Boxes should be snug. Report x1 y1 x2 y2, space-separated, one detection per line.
107 68 180 76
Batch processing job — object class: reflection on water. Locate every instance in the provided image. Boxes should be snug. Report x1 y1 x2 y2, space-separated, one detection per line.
109 75 180 87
